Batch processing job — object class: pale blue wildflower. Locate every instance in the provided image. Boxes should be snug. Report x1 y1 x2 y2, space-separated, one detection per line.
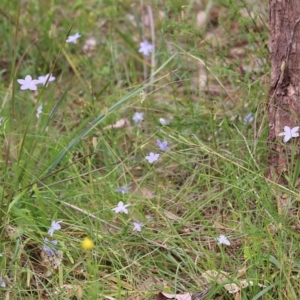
216 234 230 246
116 186 129 194
156 140 169 151
66 33 81 44
42 238 58 256
36 73 56 86
112 201 130 214
17 75 39 91
132 112 144 124
279 126 299 143
145 152 159 163
133 221 142 232
48 220 62 236
139 40 154 56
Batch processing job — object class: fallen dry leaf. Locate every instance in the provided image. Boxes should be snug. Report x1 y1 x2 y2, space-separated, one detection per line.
196 10 207 28
156 291 191 300
198 63 207 90
4 291 9 300
237 266 246 278
140 187 154 199
82 37 96 57
201 270 265 294
130 182 154 199
92 137 98 148
235 291 242 300
138 276 167 291
40 250 63 277
52 284 81 298
5 224 18 238
276 192 291 215
202 270 229 284
223 283 241 294
103 118 130 130
163 209 183 221
224 280 258 294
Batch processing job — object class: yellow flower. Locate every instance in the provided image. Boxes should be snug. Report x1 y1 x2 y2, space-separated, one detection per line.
81 237 94 250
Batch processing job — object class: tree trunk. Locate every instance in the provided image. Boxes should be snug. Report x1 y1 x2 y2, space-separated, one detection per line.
268 0 300 181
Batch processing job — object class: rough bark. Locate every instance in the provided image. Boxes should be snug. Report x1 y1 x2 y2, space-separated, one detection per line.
268 0 300 181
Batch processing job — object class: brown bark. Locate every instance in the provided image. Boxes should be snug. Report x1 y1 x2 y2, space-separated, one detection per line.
268 0 300 181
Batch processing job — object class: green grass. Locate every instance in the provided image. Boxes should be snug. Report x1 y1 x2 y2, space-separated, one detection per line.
1 0 300 299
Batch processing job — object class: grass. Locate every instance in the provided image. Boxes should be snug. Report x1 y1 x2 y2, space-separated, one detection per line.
1 0 299 299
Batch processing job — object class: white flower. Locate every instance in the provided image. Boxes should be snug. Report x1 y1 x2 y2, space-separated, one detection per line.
145 152 159 164
112 201 130 214
133 221 142 232
36 73 56 86
66 32 81 44
48 220 62 236
132 112 144 124
159 118 170 126
139 40 154 56
17 75 40 91
216 234 230 246
279 126 299 143
36 105 43 119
